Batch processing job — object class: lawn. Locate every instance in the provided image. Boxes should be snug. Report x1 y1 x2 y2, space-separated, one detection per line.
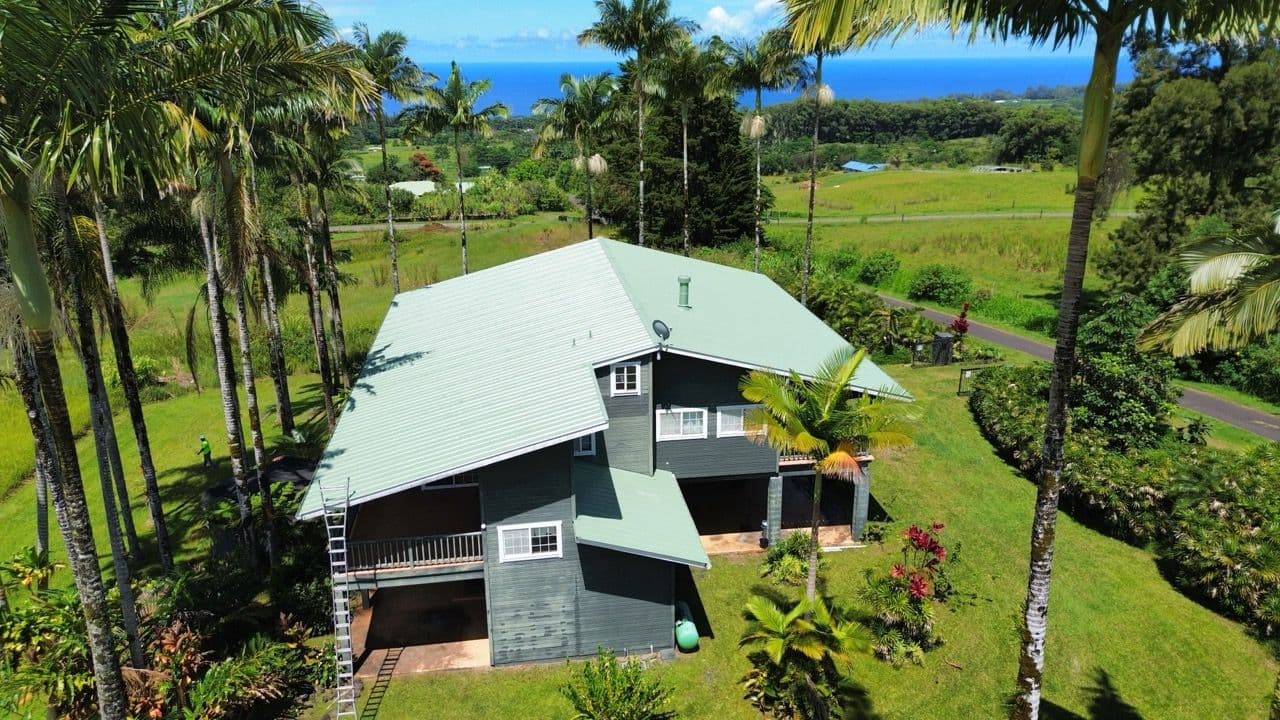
0 374 326 576
355 365 1277 720
766 168 1140 219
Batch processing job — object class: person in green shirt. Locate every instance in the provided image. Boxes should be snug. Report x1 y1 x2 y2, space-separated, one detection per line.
197 435 213 468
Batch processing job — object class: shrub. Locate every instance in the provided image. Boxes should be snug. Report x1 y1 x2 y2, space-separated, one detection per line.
761 531 818 586
857 250 899 286
561 648 675 720
859 522 955 665
823 248 862 276
968 365 1280 633
1072 295 1178 450
907 264 973 306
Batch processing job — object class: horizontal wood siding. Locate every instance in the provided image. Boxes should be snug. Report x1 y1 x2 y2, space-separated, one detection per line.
480 443 676 665
480 445 579 665
574 546 674 656
653 354 779 479
595 358 652 475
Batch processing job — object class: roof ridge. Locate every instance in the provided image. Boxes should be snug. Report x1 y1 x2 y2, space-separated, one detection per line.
595 237 658 348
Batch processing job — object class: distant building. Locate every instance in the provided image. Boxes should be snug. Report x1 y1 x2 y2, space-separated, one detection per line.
841 160 886 173
971 165 1027 173
389 180 476 196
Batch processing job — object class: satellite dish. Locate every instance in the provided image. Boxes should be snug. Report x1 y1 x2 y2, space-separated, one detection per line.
653 319 671 341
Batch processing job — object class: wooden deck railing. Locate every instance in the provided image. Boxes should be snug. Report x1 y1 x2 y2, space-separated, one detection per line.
348 531 484 571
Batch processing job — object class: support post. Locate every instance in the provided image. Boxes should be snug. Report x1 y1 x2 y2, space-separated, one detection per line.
765 474 782 546
852 455 874 542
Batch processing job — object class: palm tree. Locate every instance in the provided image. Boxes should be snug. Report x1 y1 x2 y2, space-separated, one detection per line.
787 1 1280 715
1139 210 1280 355
717 30 808 271
741 347 911 600
579 0 697 247
532 73 619 239
740 594 869 720
402 62 509 275
88 195 175 570
353 23 434 294
661 40 732 256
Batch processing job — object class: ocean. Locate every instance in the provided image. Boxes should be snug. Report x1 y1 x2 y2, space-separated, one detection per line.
395 56 1136 116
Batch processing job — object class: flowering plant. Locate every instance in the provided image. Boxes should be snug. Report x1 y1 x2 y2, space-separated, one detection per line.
860 521 956 665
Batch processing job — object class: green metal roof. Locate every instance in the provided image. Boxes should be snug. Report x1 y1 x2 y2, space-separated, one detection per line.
573 463 710 569
600 240 912 399
298 238 909 519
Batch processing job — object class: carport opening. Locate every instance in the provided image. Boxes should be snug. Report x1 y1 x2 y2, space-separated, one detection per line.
353 579 489 674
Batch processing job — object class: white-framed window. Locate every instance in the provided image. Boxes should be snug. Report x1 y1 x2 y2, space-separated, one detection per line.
611 362 641 397
656 407 708 441
497 521 563 562
573 433 596 457
717 404 765 438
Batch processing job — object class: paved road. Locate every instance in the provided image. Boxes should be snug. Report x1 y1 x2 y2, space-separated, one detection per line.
328 209 1138 234
771 210 1136 225
880 295 1280 443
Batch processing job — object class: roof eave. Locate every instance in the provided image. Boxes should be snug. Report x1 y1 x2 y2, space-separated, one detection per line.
296 419 611 520
574 536 711 570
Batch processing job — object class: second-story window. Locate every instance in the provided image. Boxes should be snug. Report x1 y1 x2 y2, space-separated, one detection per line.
573 433 596 457
717 404 765 437
656 407 708 441
611 361 640 396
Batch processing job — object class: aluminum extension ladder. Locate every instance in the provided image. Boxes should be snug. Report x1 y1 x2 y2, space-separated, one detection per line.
319 480 358 719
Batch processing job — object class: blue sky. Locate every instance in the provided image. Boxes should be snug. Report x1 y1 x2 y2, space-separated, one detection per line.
317 0 1095 63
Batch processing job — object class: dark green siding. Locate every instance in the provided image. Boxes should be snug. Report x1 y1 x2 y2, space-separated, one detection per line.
479 443 674 665
574 546 674 656
594 357 653 475
479 445 580 665
653 354 779 479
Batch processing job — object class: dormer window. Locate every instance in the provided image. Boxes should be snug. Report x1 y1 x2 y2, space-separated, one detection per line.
611 362 640 397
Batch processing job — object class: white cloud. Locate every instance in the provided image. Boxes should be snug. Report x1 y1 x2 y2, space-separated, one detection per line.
702 0 782 38
704 5 750 35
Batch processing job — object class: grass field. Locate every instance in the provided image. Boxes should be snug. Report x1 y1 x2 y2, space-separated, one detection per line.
0 214 1274 719
767 168 1140 219
353 365 1277 720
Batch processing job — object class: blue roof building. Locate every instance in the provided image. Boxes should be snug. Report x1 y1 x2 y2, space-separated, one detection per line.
841 160 886 172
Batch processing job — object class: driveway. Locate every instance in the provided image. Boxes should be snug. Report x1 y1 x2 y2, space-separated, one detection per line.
880 295 1280 443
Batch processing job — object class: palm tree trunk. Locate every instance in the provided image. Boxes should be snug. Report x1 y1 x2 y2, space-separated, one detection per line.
91 195 173 572
806 469 823 601
754 87 763 273
299 205 338 432
314 184 351 390
233 283 278 568
15 337 56 585
0 187 129 718
801 49 822 307
454 130 470 275
379 105 401 294
198 212 253 531
637 78 647 247
71 267 146 668
1011 30 1122 720
682 112 691 256
258 249 294 436
89 366 140 560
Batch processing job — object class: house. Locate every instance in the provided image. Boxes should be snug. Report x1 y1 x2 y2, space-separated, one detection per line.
297 238 910 669
388 179 475 197
841 160 886 173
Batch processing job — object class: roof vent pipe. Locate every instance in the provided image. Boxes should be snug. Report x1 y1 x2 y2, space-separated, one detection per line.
678 276 691 308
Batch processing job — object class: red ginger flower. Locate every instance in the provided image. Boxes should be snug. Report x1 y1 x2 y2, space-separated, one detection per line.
908 574 930 600
891 563 906 578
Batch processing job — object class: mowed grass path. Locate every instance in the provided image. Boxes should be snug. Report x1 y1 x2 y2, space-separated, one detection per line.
360 366 1276 720
767 168 1140 218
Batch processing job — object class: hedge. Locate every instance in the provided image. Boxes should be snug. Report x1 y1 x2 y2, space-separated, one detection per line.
969 363 1279 634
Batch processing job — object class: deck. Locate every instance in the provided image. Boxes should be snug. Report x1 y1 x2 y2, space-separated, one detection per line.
340 487 484 588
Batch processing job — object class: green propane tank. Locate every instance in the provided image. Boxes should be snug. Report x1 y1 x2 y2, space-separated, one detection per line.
674 601 699 652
